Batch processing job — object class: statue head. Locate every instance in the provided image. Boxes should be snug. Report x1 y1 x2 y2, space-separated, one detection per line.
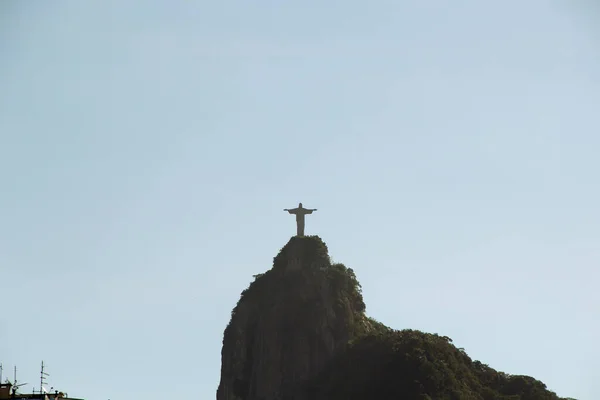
299 202 303 208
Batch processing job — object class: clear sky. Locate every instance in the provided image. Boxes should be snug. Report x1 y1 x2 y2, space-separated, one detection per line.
1 1 598 399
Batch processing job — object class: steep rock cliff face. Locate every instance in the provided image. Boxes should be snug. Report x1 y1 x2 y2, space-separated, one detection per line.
217 236 572 400
216 236 371 400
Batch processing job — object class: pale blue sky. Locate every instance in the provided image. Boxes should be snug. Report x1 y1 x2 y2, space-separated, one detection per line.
1 1 598 399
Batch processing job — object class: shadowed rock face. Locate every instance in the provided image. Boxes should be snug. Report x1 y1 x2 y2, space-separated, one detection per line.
216 236 366 400
216 236 572 400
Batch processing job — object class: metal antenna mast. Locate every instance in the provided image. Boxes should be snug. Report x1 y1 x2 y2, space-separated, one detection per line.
9 365 27 395
40 361 50 394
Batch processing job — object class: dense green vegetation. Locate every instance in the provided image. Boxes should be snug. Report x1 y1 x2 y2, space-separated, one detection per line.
305 329 570 400
222 235 574 400
223 236 366 345
272 235 330 270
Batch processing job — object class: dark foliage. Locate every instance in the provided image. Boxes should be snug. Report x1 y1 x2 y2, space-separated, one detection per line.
306 329 569 400
220 235 574 400
223 236 365 346
272 235 330 270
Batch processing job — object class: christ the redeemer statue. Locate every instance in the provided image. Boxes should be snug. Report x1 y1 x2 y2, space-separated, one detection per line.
284 203 317 236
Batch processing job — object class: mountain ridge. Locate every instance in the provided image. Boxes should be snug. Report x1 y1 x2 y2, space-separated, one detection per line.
216 235 573 400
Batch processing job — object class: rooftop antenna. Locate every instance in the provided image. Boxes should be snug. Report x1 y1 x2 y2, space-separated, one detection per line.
40 361 50 394
11 366 27 395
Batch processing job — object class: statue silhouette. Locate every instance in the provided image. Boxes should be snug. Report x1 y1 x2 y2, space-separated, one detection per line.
284 203 317 236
